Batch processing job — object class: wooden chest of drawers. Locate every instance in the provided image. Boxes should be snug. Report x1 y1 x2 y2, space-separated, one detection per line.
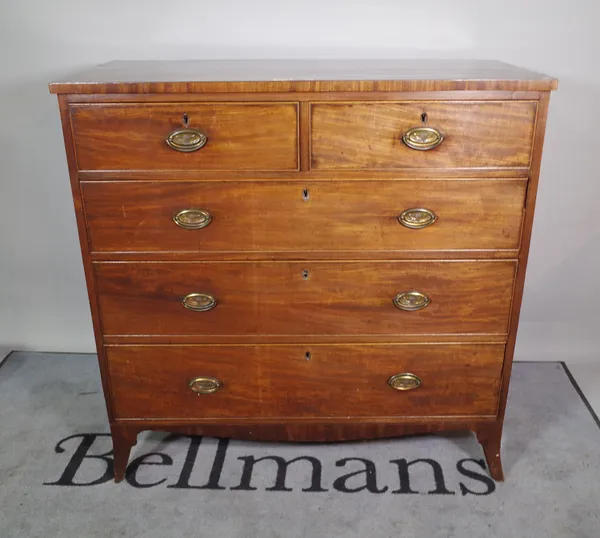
50 60 557 482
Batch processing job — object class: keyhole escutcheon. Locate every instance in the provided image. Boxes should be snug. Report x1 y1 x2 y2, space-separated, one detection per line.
182 113 190 127
302 188 310 202
302 269 309 280
421 112 428 124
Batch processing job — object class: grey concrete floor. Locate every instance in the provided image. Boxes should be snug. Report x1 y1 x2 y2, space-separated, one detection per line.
566 360 600 416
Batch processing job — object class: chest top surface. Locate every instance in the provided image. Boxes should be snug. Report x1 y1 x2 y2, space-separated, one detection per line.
49 59 557 94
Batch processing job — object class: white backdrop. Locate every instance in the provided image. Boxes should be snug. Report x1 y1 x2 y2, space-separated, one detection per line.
1 0 598 360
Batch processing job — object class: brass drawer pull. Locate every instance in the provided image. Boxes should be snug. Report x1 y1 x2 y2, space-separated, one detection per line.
402 126 444 151
166 128 207 152
388 373 421 391
393 291 430 311
188 376 222 395
182 293 218 312
173 209 212 230
398 208 437 229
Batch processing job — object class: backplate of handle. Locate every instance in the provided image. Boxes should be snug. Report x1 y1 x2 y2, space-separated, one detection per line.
393 291 430 311
398 208 437 229
182 293 218 312
188 376 222 395
402 126 444 151
173 209 212 230
166 128 207 152
388 373 421 391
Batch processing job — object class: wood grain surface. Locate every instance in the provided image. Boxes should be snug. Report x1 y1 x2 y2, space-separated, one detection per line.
70 102 299 171
94 260 516 336
82 179 526 254
50 61 557 482
311 101 536 169
49 59 558 94
106 343 505 419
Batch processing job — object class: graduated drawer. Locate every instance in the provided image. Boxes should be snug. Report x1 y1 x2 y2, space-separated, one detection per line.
107 344 505 419
311 101 536 170
69 102 299 171
94 260 516 336
82 179 526 253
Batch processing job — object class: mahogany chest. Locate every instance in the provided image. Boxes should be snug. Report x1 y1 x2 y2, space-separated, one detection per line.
49 60 557 482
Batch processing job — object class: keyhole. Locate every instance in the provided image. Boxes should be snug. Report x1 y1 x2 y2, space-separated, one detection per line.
305 351 311 361
421 112 428 124
302 188 310 202
302 269 309 280
182 113 189 127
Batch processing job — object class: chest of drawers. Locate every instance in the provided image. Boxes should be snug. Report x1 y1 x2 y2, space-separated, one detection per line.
50 60 557 482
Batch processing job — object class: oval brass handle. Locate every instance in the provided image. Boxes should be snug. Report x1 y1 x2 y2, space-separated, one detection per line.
173 209 212 230
393 291 430 311
402 126 444 151
398 208 437 229
388 373 421 391
188 376 222 395
182 293 218 312
166 128 207 152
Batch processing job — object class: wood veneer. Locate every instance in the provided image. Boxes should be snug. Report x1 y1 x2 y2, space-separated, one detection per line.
106 344 505 419
82 179 527 254
71 102 299 171
49 59 558 94
50 60 557 483
311 101 536 170
94 260 516 337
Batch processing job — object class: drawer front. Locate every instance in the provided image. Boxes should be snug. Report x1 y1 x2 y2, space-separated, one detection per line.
70 103 299 171
107 344 504 419
311 101 536 170
95 261 516 336
83 179 526 253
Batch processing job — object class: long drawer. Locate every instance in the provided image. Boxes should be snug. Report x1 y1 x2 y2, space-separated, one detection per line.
107 344 505 419
82 179 526 253
94 260 516 336
311 101 537 170
70 102 299 171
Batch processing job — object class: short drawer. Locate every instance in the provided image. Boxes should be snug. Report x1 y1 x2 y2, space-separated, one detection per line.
107 343 505 419
311 101 536 170
94 260 516 336
70 102 299 171
82 179 526 253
